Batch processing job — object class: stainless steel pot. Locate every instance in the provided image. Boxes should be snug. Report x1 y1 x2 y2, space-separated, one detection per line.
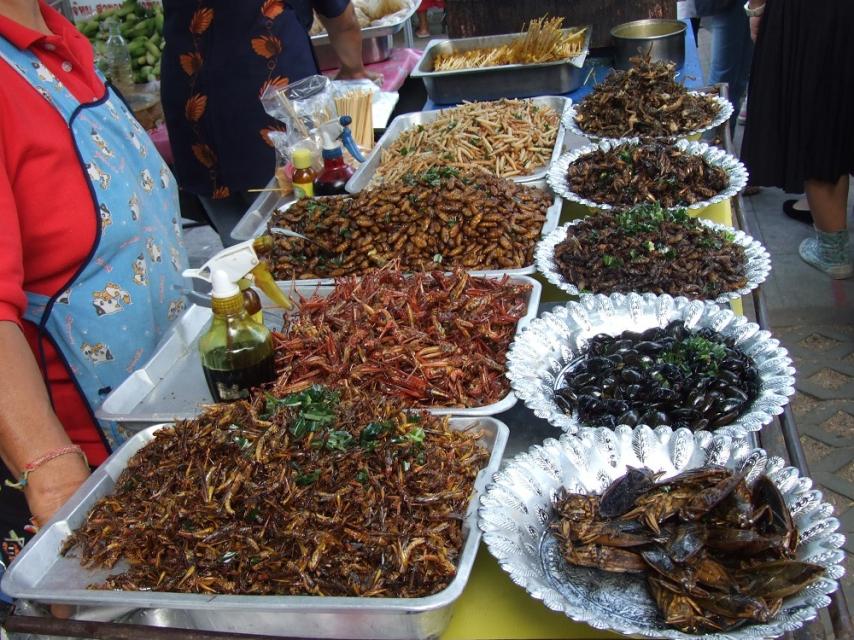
611 18 686 70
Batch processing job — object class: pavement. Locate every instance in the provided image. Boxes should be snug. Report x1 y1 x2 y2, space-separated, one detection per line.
182 20 854 637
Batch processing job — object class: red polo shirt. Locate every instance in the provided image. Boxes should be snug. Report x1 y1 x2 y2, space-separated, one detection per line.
0 2 109 464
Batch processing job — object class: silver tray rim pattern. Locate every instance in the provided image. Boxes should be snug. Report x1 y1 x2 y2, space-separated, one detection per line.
478 425 845 640
410 27 591 78
534 217 772 304
561 92 734 143
546 137 748 213
346 95 571 192
505 292 796 435
3 416 508 637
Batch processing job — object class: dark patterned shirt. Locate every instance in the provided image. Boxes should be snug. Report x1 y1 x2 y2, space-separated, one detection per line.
161 0 349 198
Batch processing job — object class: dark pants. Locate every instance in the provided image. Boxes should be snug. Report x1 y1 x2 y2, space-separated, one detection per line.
198 191 256 247
0 463 35 601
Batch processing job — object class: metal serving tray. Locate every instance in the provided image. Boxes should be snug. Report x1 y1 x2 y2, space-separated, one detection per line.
411 27 591 104
231 177 294 242
231 179 562 272
345 95 572 192
2 417 509 640
94 276 541 431
310 0 417 47
314 34 393 71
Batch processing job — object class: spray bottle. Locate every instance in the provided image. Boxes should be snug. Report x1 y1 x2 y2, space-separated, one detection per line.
196 270 275 402
183 237 293 323
182 238 293 402
315 115 366 196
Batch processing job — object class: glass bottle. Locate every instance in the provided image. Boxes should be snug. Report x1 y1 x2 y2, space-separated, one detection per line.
103 19 134 96
200 271 276 403
292 148 316 199
314 146 354 196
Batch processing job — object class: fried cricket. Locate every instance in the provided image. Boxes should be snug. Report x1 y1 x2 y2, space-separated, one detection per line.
574 55 720 139
63 389 488 596
272 268 530 407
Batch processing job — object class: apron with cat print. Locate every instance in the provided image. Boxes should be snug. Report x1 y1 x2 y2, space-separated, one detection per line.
0 38 188 451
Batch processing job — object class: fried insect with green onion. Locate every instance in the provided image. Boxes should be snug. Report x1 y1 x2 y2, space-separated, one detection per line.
552 204 748 299
62 387 488 597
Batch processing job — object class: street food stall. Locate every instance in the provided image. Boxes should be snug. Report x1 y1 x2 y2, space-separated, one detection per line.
1 7 851 640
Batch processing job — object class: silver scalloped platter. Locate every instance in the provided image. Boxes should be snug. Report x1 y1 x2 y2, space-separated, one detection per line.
546 137 748 214
506 293 795 435
562 92 734 143
478 425 845 640
535 218 772 304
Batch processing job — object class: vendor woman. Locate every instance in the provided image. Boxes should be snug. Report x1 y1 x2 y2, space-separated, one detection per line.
160 0 375 246
0 0 188 579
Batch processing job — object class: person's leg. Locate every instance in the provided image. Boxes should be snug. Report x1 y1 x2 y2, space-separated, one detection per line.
706 2 753 133
416 11 429 37
198 192 253 248
806 176 848 232
799 175 852 278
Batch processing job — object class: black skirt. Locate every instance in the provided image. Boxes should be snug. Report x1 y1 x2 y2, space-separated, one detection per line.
741 0 854 193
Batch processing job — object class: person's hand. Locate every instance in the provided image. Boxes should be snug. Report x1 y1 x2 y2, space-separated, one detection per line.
23 454 90 527
749 15 761 41
335 68 384 87
21 455 89 619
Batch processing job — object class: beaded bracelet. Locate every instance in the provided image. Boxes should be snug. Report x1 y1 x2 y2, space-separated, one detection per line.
4 445 89 490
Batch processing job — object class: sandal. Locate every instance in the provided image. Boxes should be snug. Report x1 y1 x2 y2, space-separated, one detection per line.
415 29 431 38
783 199 813 225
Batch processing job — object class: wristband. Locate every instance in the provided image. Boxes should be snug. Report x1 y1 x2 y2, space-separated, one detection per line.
4 445 89 490
744 1 765 17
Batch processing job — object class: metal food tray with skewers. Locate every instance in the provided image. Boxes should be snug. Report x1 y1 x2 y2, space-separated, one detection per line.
345 95 571 193
230 179 563 275
411 27 591 104
1 416 509 640
94 276 541 432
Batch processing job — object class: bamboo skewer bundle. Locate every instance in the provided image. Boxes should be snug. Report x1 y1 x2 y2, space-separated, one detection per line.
334 90 374 152
433 17 586 72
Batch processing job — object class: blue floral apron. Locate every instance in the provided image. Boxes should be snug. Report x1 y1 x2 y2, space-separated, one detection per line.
0 38 189 451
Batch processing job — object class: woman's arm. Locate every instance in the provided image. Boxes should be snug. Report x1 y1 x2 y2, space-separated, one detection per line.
316 3 370 79
0 322 90 526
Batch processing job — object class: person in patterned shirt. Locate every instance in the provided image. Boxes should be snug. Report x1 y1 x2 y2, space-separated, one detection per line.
161 0 372 246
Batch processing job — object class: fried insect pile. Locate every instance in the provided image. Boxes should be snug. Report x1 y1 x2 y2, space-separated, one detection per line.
268 168 550 280
555 322 759 431
574 55 719 138
63 388 488 596
566 142 728 208
272 268 530 407
552 467 824 634
552 204 748 299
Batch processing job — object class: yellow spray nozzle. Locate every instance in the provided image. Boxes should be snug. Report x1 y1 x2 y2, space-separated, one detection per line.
251 261 293 311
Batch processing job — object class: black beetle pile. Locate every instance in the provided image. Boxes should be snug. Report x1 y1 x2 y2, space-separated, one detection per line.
555 321 759 430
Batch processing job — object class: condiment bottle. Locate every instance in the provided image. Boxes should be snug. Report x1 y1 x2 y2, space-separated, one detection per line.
292 148 316 199
200 270 276 403
237 279 263 324
314 145 354 196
